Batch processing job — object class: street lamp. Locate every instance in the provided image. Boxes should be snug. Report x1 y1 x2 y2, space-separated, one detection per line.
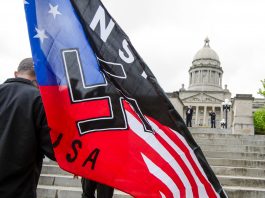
222 99 232 129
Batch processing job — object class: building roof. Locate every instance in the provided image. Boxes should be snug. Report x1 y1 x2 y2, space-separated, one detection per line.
193 37 220 62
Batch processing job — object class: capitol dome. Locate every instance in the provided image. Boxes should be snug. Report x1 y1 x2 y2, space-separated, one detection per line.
192 37 220 67
188 37 223 91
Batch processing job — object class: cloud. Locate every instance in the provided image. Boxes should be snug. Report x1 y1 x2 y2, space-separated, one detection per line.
1 0 265 98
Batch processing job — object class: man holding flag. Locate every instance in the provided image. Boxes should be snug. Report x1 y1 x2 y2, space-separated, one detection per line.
0 58 55 198
24 0 227 197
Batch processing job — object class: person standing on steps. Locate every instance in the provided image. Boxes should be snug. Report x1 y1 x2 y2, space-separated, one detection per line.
209 111 216 128
186 105 193 127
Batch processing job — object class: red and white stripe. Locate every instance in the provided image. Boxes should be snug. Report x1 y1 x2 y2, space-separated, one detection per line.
141 153 180 198
126 110 219 198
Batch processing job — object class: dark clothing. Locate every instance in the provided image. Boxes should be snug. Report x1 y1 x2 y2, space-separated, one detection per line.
186 117 192 127
81 178 114 198
211 119 216 128
186 107 193 127
0 78 55 198
209 112 216 128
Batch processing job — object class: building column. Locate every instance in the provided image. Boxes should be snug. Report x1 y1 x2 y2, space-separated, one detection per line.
215 72 219 85
195 106 199 126
220 105 223 120
203 106 207 126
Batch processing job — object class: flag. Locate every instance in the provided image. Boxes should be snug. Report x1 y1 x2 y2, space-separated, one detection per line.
24 0 227 197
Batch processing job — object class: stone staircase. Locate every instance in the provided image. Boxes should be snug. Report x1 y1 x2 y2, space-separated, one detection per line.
38 131 265 198
192 131 265 198
38 160 130 198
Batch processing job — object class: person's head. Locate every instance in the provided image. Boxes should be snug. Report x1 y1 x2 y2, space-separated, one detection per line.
14 58 37 86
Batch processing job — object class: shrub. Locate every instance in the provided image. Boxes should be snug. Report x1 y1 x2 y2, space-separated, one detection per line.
254 108 265 135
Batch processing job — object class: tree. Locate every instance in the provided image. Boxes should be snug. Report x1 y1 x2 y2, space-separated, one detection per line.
254 108 265 134
258 79 265 97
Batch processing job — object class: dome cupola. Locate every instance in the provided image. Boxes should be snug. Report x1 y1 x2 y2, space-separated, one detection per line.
192 37 220 67
188 38 223 91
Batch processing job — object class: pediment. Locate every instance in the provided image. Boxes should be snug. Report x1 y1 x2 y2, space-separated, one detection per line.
182 93 223 103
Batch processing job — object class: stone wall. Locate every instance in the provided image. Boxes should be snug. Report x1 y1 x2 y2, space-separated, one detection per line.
232 94 254 135
167 92 184 118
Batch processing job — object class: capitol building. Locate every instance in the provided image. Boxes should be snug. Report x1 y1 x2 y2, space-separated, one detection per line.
168 38 265 135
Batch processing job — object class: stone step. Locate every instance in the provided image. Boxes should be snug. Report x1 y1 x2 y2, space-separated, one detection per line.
189 127 232 134
191 132 265 140
39 174 81 187
207 158 265 168
224 186 265 198
194 138 265 146
212 166 265 178
39 173 265 192
42 164 265 179
199 144 265 153
37 184 265 198
218 175 265 188
37 185 131 198
42 163 265 180
203 150 265 160
42 164 71 175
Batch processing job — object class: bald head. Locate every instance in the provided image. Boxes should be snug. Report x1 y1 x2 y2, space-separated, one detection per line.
15 58 36 82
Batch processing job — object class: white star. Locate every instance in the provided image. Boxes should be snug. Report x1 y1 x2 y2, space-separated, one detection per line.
48 3 62 19
34 28 48 44
24 0 29 4
141 71 147 79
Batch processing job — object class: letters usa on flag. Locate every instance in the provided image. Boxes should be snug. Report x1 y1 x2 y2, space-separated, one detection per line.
24 0 227 197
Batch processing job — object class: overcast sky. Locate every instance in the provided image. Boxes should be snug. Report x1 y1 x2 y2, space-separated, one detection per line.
1 0 265 98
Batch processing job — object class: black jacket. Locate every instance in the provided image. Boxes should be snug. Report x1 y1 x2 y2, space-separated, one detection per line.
0 78 55 198
186 108 193 118
209 112 216 120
